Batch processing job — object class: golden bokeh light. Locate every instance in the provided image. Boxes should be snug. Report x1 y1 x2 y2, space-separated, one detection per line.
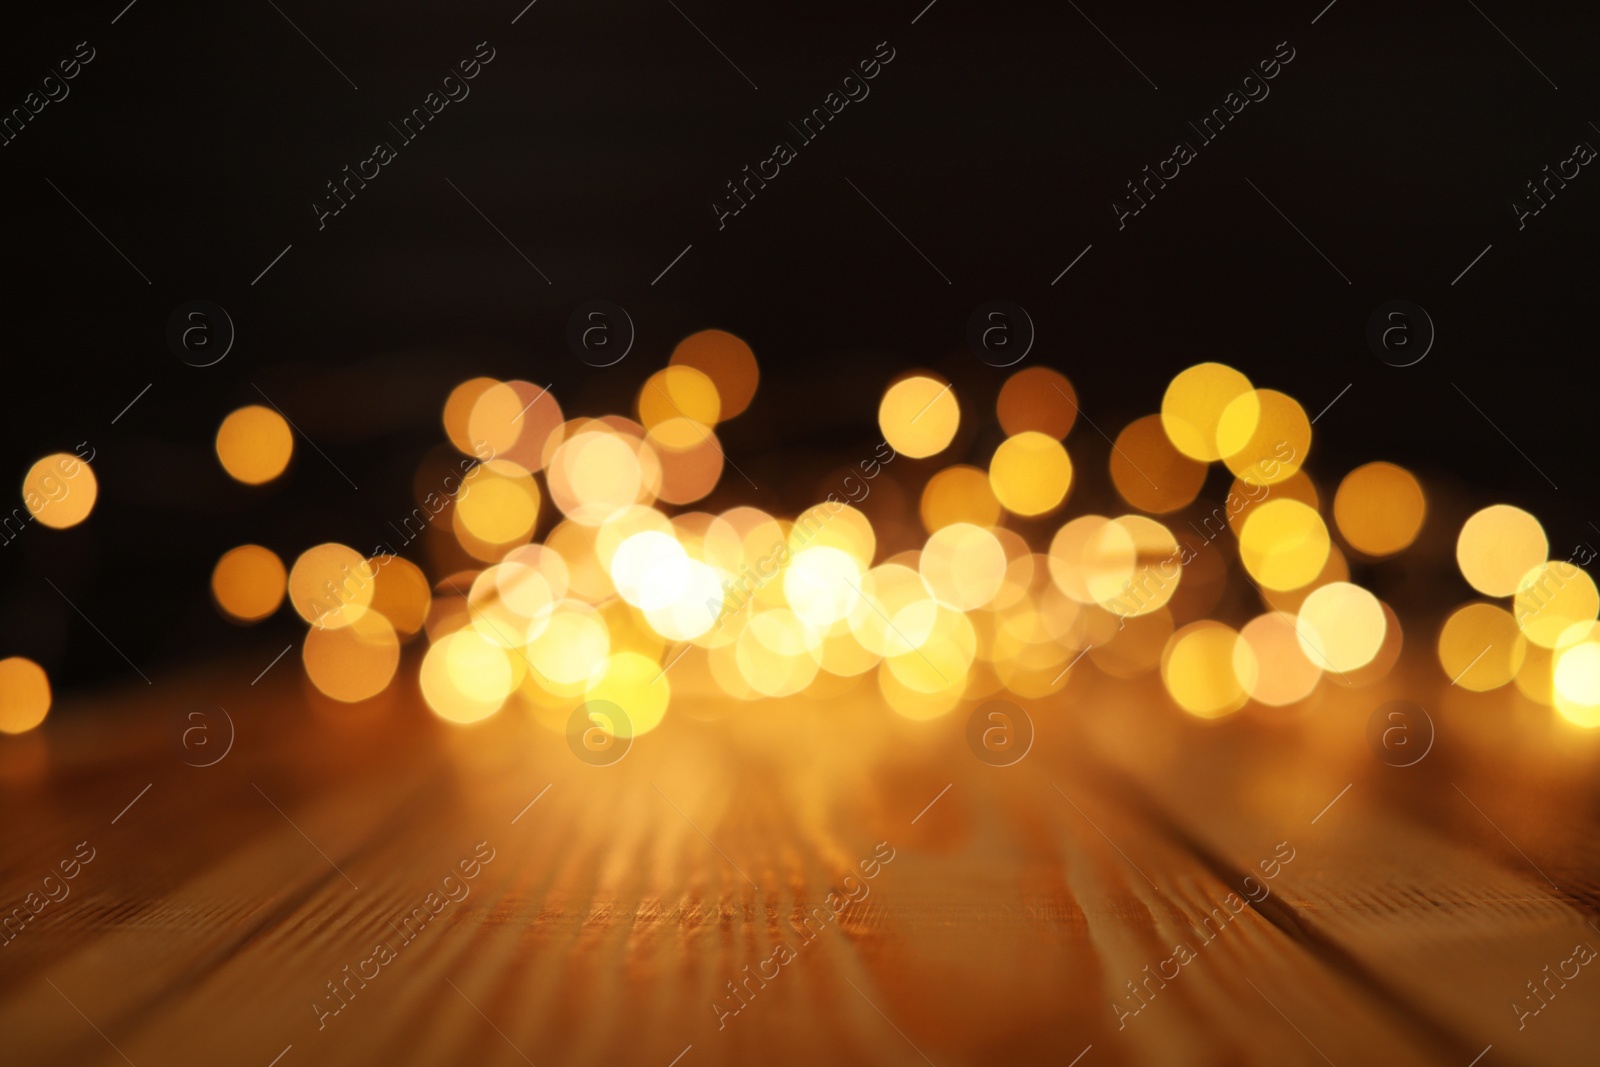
303 610 400 703
1110 415 1206 514
1513 562 1599 649
880 375 959 459
211 545 287 622
443 377 500 456
990 432 1072 517
367 555 433 637
639 365 722 430
1553 639 1600 728
1333 462 1426 557
1161 362 1256 462
997 367 1077 439
920 465 1001 532
0 657 51 734
1437 602 1525 691
23 453 97 529
586 651 670 735
421 628 514 723
1238 612 1321 706
1238 499 1331 591
921 523 1006 611
1457 505 1547 598
288 543 375 629
671 329 759 419
216 406 294 485
1163 621 1253 718
467 381 563 472
1218 389 1309 486
1296 582 1386 674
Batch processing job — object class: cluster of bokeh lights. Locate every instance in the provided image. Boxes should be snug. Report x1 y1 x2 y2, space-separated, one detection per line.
8 336 1600 741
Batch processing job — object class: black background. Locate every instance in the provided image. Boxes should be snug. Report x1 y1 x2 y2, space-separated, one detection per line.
2 0 1596 695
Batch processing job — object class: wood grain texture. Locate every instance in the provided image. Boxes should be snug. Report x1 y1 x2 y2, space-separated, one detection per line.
2 652 1597 1066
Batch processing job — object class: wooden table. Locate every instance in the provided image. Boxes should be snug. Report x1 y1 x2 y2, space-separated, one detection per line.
2 650 1596 1066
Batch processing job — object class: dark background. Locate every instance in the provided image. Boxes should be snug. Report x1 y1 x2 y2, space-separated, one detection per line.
2 0 1596 695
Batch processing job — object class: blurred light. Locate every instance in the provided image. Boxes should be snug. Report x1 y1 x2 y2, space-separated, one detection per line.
211 545 286 622
1457 504 1547 597
468 381 563 472
1238 612 1321 706
23 453 97 529
921 523 1006 611
671 329 759 419
1163 621 1252 718
1296 582 1386 673
303 610 399 702
444 377 500 456
880 375 959 459
367 555 433 637
1553 639 1600 727
1218 389 1309 486
421 628 513 723
547 429 647 525
997 367 1077 439
288 543 374 629
586 651 671 735
990 432 1072 516
1110 415 1206 514
1437 602 1524 691
1161 363 1256 462
784 546 863 627
612 530 690 611
639 365 722 431
1514 562 1599 649
1333 462 1426 557
1239 499 1330 591
921 465 1001 532
455 459 541 550
528 600 610 687
0 657 50 734
216 405 293 485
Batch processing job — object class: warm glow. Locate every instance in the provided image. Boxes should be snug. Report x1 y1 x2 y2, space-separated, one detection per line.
289 543 375 629
671 329 759 419
1163 622 1253 718
990 432 1072 517
1110 415 1206 514
216 406 294 485
1437 602 1524 691
1296 582 1386 673
879 375 959 459
1457 505 1547 598
23 453 97 529
1334 462 1426 557
1161 363 1256 462
304 610 399 702
0 657 50 734
212 545 286 622
1238 499 1331 591
997 367 1077 439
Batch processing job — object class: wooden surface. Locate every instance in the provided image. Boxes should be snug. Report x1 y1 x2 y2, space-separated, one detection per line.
2 651 1598 1067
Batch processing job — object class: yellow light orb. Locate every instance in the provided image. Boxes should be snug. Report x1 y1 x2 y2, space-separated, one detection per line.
528 601 610 687
784 546 863 628
920 465 1001 532
288 543 375 629
997 367 1077 439
1296 582 1386 673
1437 602 1525 691
1238 499 1331 591
1457 505 1547 597
443 377 500 456
1162 622 1253 718
638 365 722 429
585 651 670 736
990 432 1072 517
879 375 959 459
22 453 97 529
1161 363 1256 462
1237 612 1321 706
0 657 50 734
1110 415 1207 514
366 555 432 637
611 530 690 611
303 610 399 703
421 629 514 723
1553 640 1600 727
456 459 541 547
1333 462 1426 557
1514 562 1600 649
216 406 294 485
1218 389 1309 486
211 545 287 622
671 329 759 419
920 523 1007 611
